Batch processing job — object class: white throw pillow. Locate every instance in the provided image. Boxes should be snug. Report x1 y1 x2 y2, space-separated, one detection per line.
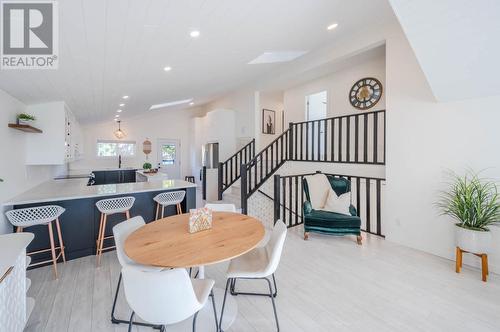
322 188 351 215
304 174 332 209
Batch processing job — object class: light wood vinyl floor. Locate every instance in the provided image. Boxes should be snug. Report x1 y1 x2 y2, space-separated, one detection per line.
25 227 500 332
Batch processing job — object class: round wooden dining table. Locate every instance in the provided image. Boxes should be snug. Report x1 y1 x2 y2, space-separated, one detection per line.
124 211 265 331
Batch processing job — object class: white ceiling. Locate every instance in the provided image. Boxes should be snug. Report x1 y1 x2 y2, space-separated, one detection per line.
0 0 393 123
389 0 500 102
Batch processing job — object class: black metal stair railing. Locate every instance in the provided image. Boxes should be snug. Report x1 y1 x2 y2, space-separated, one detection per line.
239 110 386 214
218 138 255 200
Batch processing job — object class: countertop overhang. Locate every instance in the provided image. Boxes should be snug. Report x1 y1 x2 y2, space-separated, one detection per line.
4 178 197 206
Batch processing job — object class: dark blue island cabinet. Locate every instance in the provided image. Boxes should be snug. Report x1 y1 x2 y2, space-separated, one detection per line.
13 186 196 267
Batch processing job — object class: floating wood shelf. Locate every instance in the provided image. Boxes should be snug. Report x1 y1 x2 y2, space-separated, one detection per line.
8 123 43 133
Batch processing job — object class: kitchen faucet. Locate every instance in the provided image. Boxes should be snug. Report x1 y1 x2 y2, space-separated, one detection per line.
118 154 122 169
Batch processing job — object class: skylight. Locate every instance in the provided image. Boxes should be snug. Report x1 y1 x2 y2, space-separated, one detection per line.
248 51 308 64
149 98 193 110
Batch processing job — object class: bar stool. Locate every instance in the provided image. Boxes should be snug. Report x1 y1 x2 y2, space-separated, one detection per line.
5 205 66 279
153 190 186 220
185 175 195 183
95 196 135 266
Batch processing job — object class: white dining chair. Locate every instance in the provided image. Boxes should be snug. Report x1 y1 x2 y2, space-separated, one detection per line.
121 266 218 332
204 203 237 212
219 220 287 332
111 216 163 329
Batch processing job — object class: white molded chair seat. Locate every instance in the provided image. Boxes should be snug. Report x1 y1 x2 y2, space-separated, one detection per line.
122 266 217 330
204 203 237 212
226 247 270 279
6 205 65 228
154 191 185 206
96 196 135 214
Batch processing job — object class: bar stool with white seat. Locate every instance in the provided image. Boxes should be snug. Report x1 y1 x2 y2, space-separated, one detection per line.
95 196 135 266
5 205 66 279
204 203 237 212
219 220 287 332
111 216 163 329
154 190 185 220
122 266 219 332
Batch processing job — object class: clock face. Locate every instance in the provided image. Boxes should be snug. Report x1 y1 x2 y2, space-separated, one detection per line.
349 77 383 110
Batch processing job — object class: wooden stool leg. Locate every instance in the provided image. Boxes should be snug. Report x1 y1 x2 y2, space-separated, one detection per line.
155 203 160 220
55 218 66 263
161 206 164 219
177 203 182 214
126 210 131 219
16 226 23 233
48 222 58 279
455 247 462 273
97 214 107 267
481 254 488 282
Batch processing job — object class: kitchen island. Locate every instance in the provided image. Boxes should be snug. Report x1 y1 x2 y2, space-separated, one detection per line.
4 178 197 266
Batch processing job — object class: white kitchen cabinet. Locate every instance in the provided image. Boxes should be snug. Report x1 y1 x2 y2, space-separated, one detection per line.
25 101 82 165
0 233 34 331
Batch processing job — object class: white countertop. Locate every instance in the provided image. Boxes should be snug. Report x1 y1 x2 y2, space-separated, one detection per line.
0 233 33 279
4 178 197 206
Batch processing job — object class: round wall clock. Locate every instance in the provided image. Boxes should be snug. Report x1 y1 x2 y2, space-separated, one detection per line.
349 77 383 110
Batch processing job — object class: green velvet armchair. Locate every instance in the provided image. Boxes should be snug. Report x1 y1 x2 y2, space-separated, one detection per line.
303 175 362 244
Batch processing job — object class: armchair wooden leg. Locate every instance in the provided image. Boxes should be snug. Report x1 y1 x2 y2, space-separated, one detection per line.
304 232 309 240
356 235 362 245
455 247 462 273
481 254 488 282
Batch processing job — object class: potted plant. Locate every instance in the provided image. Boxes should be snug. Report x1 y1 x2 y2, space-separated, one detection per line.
143 162 152 172
17 113 36 125
438 170 500 254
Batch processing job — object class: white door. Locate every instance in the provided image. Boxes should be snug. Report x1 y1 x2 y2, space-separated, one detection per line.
306 91 327 159
157 139 181 179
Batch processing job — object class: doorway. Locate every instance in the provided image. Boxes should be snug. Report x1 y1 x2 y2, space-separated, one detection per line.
157 139 181 179
305 91 327 159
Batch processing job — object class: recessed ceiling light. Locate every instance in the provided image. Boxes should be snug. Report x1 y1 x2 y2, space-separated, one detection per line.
248 51 308 64
122 95 129 99
163 66 172 71
119 103 125 107
149 98 193 111
327 23 338 30
117 109 123 113
115 114 120 117
190 30 200 38
189 102 194 106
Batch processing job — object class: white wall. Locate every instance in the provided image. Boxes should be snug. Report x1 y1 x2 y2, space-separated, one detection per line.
0 90 66 234
283 49 386 124
385 23 500 273
70 107 203 179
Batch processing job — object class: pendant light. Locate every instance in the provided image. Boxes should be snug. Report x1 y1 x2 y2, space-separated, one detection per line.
114 120 126 139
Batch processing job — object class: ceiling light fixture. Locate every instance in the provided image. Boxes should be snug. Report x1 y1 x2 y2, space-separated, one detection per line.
327 23 338 30
149 98 193 111
122 95 129 99
117 109 123 113
163 66 172 71
114 120 126 139
115 114 120 117
119 103 125 107
189 102 194 106
190 30 200 38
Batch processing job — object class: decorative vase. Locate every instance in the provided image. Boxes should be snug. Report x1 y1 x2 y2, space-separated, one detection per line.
18 118 34 126
455 225 491 254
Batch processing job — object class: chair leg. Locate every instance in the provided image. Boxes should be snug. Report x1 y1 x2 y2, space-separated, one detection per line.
111 273 122 324
128 312 135 332
192 311 199 332
177 203 182 214
356 235 362 245
219 278 231 332
47 222 58 279
126 210 131 219
230 274 278 297
304 232 309 240
97 214 107 267
155 203 160 220
55 218 66 263
264 277 280 331
481 254 488 282
161 205 164 219
210 290 219 331
16 226 23 233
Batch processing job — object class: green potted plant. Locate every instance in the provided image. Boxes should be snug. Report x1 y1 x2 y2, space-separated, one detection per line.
17 113 36 125
143 162 152 171
437 170 500 254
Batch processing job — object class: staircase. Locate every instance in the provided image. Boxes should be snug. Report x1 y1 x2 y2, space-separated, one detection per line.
217 110 386 224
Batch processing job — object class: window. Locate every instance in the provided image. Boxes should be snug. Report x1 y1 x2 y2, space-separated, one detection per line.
96 140 136 157
160 143 176 165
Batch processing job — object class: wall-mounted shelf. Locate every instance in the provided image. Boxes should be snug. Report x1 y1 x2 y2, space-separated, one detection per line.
8 124 43 133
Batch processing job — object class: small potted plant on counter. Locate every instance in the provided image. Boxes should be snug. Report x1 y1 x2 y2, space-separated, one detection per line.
437 170 500 279
17 113 36 126
143 162 152 173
